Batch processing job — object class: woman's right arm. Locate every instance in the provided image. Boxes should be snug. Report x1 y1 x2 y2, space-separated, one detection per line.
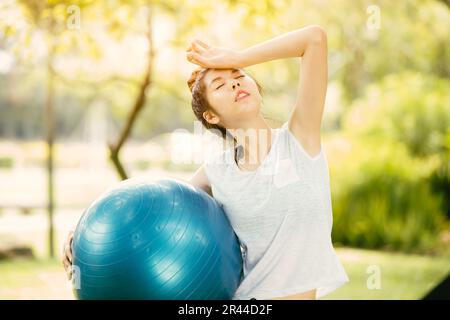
62 230 74 280
188 164 212 197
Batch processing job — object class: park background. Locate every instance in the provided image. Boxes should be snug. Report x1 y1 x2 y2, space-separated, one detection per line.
0 0 449 299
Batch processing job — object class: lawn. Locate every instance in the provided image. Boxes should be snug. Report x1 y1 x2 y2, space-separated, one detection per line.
322 247 450 300
0 247 449 300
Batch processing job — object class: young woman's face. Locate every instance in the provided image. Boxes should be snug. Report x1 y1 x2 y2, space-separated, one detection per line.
203 68 262 128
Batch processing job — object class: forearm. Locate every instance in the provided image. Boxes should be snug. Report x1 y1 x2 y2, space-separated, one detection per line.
237 25 326 67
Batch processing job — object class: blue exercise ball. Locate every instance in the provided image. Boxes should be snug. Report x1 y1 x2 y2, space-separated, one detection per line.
72 178 243 300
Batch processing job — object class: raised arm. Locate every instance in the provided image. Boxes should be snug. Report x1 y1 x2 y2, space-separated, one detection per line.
236 25 328 156
186 25 328 157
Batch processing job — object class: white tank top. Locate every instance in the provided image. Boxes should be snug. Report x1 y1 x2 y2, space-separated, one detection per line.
203 121 349 300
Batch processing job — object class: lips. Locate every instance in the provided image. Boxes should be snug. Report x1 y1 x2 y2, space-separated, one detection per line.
235 90 250 102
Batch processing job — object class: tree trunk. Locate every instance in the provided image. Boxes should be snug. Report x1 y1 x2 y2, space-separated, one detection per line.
109 4 155 180
46 45 55 259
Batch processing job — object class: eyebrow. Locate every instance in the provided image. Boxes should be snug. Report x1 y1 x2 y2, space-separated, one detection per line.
209 69 241 88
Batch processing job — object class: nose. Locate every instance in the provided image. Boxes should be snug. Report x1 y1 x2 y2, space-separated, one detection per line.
231 79 241 90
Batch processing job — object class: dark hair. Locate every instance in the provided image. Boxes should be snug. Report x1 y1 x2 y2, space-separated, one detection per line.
187 67 264 143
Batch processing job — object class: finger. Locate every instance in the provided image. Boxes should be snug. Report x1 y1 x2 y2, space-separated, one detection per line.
186 52 199 63
188 52 208 67
63 243 71 264
191 42 205 54
68 240 73 263
188 56 205 68
194 39 210 49
62 258 70 272
67 248 72 264
63 260 73 280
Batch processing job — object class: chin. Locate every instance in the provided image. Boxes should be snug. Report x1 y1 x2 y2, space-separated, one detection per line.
240 102 259 115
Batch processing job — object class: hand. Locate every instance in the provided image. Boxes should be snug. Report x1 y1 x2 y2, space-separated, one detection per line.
61 230 74 280
186 39 243 69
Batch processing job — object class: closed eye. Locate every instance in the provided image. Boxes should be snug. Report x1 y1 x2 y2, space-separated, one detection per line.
216 75 245 90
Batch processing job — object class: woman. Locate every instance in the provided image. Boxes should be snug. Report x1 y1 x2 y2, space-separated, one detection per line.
63 25 349 300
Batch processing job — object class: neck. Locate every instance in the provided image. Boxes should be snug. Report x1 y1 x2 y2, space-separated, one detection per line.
232 115 274 166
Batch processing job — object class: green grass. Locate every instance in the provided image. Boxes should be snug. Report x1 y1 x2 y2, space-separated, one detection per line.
0 247 449 300
323 247 450 300
0 258 74 300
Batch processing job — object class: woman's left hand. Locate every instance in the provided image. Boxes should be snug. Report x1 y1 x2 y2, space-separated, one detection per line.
186 39 243 69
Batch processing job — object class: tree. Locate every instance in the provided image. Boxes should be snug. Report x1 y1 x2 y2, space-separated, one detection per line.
8 0 92 258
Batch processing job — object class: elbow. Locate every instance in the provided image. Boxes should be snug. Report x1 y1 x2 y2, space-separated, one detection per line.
308 25 327 46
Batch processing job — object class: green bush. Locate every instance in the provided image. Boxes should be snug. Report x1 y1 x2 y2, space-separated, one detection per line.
0 157 13 168
343 72 450 158
334 72 449 253
330 136 446 254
